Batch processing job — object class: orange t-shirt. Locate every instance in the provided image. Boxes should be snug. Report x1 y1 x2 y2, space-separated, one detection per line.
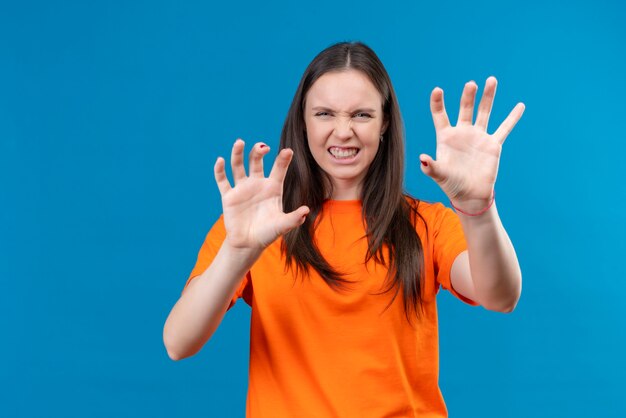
184 199 479 417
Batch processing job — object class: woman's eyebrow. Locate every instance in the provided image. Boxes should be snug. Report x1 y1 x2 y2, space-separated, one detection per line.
311 106 378 113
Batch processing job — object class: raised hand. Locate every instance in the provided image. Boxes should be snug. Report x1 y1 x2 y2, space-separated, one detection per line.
419 77 525 214
214 139 310 250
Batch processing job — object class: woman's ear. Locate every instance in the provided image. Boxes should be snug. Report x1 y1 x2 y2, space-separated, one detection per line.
381 118 389 135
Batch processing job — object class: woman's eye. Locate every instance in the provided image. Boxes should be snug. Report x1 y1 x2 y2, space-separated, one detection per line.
354 113 372 119
315 112 332 117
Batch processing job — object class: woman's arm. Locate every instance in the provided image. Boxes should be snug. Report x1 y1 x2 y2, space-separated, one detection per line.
163 140 309 360
420 77 525 312
163 243 261 360
449 204 522 312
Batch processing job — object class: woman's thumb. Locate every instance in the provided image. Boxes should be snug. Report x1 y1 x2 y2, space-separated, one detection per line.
278 205 310 235
419 154 443 182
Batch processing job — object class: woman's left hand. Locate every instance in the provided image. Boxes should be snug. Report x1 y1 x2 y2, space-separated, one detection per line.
420 76 525 213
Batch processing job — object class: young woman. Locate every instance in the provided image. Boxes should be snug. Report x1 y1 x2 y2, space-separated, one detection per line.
163 41 524 417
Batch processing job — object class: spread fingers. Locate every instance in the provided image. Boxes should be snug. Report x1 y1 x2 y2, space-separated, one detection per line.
475 76 498 131
230 139 247 184
248 143 270 178
457 81 478 125
269 148 294 184
214 157 231 195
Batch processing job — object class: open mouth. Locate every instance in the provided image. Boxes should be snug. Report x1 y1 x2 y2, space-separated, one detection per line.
328 146 359 159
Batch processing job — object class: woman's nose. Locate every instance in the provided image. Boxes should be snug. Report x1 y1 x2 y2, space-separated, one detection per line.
333 115 353 139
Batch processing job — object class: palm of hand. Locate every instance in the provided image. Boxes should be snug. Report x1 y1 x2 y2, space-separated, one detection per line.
420 77 525 209
433 124 501 201
214 140 309 250
221 174 286 249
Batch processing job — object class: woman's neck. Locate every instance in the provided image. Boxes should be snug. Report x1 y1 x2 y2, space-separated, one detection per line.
327 179 362 200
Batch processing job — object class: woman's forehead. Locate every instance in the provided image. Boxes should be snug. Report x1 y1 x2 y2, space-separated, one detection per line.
305 70 383 111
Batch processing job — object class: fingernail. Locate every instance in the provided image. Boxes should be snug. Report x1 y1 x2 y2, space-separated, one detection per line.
260 144 267 148
421 160 428 167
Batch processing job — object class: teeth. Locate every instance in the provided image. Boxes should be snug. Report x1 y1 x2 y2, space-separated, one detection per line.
329 147 358 158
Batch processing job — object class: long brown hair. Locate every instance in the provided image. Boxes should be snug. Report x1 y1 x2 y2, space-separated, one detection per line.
279 41 427 323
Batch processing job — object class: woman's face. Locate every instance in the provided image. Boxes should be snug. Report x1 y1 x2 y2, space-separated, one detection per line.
304 69 387 200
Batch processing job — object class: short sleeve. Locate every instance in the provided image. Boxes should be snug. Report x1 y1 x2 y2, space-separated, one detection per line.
432 203 479 306
182 215 252 310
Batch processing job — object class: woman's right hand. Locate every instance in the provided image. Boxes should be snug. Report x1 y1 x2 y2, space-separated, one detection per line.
214 139 310 251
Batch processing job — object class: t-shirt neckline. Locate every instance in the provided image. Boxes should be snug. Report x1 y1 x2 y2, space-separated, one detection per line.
322 199 362 214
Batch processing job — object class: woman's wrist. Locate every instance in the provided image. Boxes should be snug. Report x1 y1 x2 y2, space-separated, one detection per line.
450 190 496 217
222 237 265 261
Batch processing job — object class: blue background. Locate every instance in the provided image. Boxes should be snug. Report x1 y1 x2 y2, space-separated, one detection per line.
2 0 625 417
